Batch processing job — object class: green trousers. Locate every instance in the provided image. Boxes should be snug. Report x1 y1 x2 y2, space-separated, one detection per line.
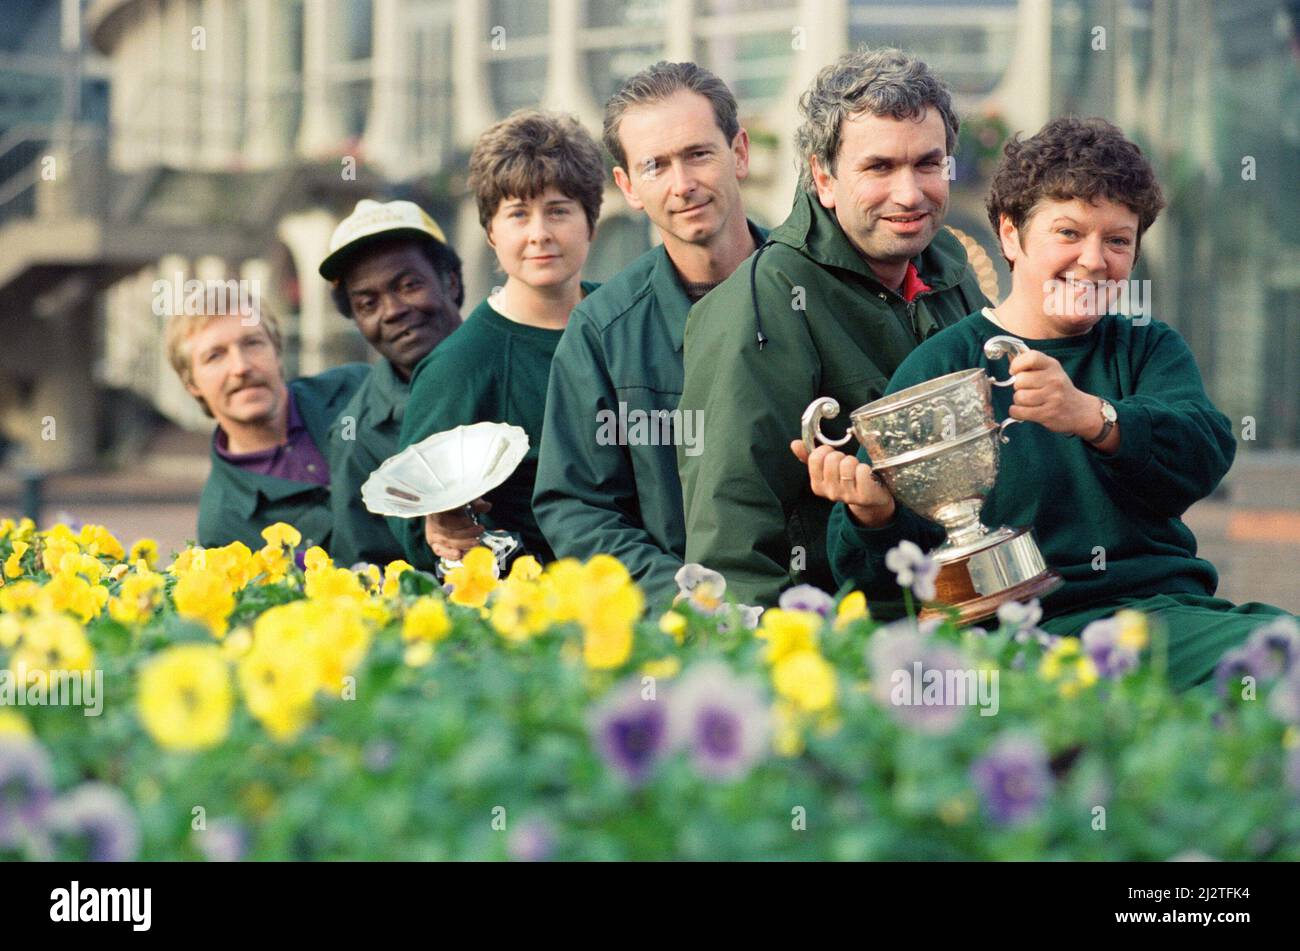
1039 593 1296 693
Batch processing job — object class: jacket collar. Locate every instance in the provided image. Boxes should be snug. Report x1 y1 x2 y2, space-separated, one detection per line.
207 445 326 518
368 358 409 426
771 190 968 296
208 375 337 517
654 219 769 353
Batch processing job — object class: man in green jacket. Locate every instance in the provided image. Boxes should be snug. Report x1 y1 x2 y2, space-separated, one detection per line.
319 199 465 567
533 62 766 606
677 47 989 606
816 115 1296 691
165 306 366 553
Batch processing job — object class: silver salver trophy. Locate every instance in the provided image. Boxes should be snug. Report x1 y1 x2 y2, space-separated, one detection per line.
802 335 1062 623
361 422 528 580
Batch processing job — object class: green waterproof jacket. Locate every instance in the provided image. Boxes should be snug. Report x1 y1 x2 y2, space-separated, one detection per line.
677 190 989 606
326 357 410 567
196 364 368 554
533 222 767 607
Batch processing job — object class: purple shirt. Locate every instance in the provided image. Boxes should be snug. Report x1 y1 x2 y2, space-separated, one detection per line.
214 390 331 486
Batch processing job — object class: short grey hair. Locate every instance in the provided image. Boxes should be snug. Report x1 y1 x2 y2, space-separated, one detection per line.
794 47 959 192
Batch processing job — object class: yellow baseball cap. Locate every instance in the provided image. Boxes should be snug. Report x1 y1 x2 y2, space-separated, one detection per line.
319 199 449 281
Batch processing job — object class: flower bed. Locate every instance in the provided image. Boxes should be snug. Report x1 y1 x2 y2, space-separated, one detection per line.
1 518 1297 861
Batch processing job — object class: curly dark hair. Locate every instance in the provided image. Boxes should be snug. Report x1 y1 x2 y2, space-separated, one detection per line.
986 116 1166 267
469 109 605 234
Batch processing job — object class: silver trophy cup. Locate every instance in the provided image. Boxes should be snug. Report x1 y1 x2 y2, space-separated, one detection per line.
802 335 1062 621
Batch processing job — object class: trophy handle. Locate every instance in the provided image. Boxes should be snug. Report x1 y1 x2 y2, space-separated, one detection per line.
997 416 1022 444
801 397 852 454
983 334 1029 388
984 336 1032 442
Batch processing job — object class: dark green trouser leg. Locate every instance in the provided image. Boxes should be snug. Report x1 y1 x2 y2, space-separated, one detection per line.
1040 593 1296 693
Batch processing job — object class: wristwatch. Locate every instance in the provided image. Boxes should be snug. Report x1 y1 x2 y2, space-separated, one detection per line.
1085 398 1118 444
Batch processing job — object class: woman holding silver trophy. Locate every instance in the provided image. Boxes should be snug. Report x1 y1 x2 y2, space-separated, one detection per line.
797 116 1297 692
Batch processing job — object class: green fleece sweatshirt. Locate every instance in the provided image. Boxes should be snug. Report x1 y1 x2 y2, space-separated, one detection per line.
391 288 595 569
827 311 1236 619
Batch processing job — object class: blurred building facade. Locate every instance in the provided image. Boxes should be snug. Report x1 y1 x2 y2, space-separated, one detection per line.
0 0 1296 470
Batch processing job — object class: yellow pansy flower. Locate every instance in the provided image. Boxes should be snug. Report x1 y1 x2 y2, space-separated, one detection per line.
254 544 292 584
303 547 332 572
222 626 254 661
10 613 95 679
490 579 554 643
78 524 125 560
641 656 681 680
402 596 451 643
108 571 165 625
756 609 822 665
260 523 302 551
771 699 806 758
445 547 499 608
41 572 107 623
41 535 80 575
657 610 687 644
305 564 367 603
580 579 643 670
128 538 159 569
137 644 233 752
541 559 584 623
381 560 413 597
507 555 543 583
1116 610 1149 651
835 591 870 628
356 563 382 591
4 541 29 579
1040 639 1100 698
0 580 44 614
172 570 236 638
0 710 32 737
238 634 318 742
0 615 21 649
772 649 837 713
403 640 435 668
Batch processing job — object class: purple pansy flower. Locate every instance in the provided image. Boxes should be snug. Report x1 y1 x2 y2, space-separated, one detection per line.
1080 618 1141 679
1214 645 1264 700
0 737 54 851
46 782 141 862
1215 617 1300 698
588 678 669 786
868 620 973 735
884 541 938 602
1268 664 1300 725
970 733 1053 825
1246 616 1300 679
196 817 248 862
508 816 557 862
778 585 835 617
667 661 770 782
998 598 1055 646
716 602 764 635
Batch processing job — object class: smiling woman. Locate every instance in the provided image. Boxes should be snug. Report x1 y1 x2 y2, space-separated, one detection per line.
389 110 606 571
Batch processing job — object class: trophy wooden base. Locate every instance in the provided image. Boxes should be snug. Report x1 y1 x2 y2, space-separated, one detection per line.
918 526 1063 625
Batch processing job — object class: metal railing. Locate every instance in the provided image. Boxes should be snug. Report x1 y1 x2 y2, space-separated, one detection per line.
0 123 107 230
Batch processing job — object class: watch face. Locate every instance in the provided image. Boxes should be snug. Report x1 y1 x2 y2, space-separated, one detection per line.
1102 401 1118 423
